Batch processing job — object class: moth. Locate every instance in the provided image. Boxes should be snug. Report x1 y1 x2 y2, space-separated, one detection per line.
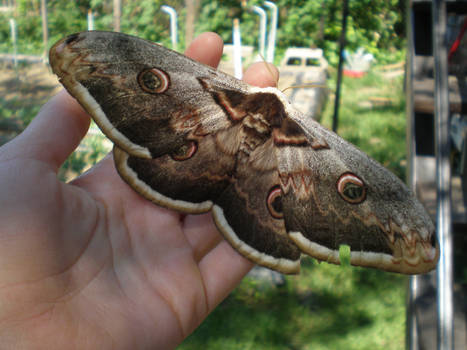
50 31 439 275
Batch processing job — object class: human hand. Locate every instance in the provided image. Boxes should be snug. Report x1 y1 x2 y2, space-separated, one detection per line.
0 33 278 349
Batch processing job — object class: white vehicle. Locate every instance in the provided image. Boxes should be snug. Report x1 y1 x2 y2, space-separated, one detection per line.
279 48 329 121
281 48 329 71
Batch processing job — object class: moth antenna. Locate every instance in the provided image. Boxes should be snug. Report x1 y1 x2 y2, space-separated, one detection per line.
281 83 328 93
255 52 279 86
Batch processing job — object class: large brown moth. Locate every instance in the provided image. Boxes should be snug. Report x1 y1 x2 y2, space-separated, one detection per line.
49 31 439 275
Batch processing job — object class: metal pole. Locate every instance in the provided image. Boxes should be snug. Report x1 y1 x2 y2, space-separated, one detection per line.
161 5 178 51
87 9 94 31
332 0 349 133
264 1 277 63
406 277 419 350
233 18 243 80
432 1 454 349
252 5 267 59
9 18 17 67
406 1 420 348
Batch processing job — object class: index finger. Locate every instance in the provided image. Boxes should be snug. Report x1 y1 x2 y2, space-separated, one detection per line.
185 32 224 68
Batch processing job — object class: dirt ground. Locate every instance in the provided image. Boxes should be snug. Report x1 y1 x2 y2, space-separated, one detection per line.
0 60 62 143
0 60 114 180
0 60 61 102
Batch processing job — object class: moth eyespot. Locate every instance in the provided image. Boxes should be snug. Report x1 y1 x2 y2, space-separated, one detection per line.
138 68 170 94
336 172 366 204
171 141 198 161
267 185 284 219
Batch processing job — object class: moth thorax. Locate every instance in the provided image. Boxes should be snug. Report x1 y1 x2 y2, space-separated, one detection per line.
243 114 270 134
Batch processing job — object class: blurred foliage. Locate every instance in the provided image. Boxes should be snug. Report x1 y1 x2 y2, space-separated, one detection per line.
0 0 406 65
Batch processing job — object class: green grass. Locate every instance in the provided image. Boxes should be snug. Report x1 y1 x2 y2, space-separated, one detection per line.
181 262 406 350
180 69 409 350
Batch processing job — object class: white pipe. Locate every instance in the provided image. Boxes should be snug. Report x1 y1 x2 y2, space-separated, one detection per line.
264 1 277 63
87 9 94 31
161 5 178 51
9 18 17 67
252 5 267 58
233 18 242 79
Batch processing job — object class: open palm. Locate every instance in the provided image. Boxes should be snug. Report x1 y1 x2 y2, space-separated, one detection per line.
0 33 278 349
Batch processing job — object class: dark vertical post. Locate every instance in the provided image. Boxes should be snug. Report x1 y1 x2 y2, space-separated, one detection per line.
332 0 350 133
113 0 121 32
185 0 199 47
40 0 48 58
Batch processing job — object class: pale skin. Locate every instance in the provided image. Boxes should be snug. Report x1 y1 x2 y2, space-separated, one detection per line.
0 33 279 349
